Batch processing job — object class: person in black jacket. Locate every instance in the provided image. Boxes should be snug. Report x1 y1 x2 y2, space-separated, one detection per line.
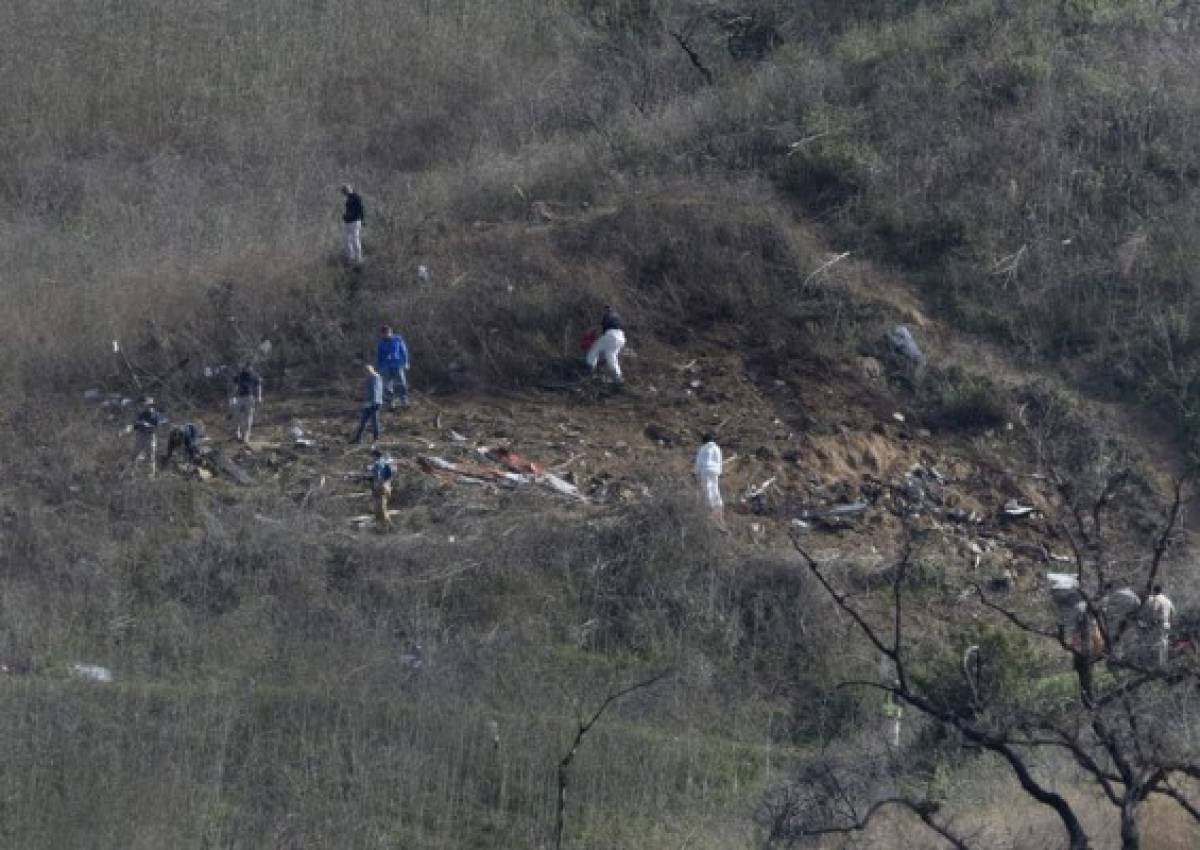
132 397 167 478
341 184 365 266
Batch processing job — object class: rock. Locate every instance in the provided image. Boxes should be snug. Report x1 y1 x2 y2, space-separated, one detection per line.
886 325 924 367
859 356 885 381
69 664 113 683
644 423 683 447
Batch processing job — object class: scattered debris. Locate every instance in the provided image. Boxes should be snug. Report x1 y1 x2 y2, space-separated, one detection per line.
207 449 255 486
486 447 545 476
745 478 776 501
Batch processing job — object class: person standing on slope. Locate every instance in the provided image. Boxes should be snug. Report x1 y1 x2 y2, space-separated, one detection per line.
1140 585 1175 669
366 448 395 531
132 397 167 478
584 305 626 384
231 363 263 444
350 362 384 444
377 325 410 408
341 184 365 267
694 432 725 524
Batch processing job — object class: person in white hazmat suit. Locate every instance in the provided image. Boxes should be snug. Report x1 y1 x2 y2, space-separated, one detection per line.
1140 585 1175 669
585 306 626 384
694 432 724 522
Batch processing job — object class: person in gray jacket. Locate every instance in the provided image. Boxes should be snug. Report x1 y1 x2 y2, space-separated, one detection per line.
350 363 384 444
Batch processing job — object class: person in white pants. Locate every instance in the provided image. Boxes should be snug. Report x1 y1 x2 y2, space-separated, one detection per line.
341 184 364 266
694 432 724 522
1141 585 1175 669
585 305 626 383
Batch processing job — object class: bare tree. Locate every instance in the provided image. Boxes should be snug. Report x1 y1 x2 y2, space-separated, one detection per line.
554 670 670 850
767 478 1200 850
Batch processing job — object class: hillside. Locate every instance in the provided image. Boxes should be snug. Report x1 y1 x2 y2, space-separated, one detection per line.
2 1 1200 848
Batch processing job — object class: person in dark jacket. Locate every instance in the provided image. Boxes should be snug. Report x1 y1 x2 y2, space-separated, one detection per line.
584 305 626 383
376 326 410 408
164 422 206 465
350 363 384 444
231 363 263 443
341 184 365 266
133 397 167 478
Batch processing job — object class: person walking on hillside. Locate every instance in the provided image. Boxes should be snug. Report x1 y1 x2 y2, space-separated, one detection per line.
694 432 725 525
584 305 626 384
366 448 395 531
1140 585 1175 669
231 363 263 444
350 362 384 444
377 325 410 408
132 397 167 478
341 184 365 267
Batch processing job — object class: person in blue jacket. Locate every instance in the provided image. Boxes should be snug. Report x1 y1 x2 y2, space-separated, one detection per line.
376 325 410 408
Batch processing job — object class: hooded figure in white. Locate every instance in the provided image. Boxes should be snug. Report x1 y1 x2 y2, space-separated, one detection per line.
585 306 626 383
694 432 724 520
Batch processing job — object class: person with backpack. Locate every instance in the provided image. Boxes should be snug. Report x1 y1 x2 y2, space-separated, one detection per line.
366 448 395 531
231 363 263 444
341 184 365 267
350 362 384 444
584 305 626 384
376 325 410 408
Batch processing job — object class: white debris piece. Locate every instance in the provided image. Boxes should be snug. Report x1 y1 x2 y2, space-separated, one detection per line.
1003 499 1035 517
745 477 776 501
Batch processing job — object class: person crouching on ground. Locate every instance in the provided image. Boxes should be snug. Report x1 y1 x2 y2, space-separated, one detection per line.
231 363 263 444
350 362 384 444
367 448 395 531
376 325 410 408
584 305 626 384
694 432 724 523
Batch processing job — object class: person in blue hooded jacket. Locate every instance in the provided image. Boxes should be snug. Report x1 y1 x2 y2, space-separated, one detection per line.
376 325 410 408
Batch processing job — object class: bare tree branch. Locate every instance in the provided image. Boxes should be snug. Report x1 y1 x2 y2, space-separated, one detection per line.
555 670 671 850
775 796 970 849
670 28 714 85
1155 781 1200 823
1145 476 1188 597
792 534 1093 850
